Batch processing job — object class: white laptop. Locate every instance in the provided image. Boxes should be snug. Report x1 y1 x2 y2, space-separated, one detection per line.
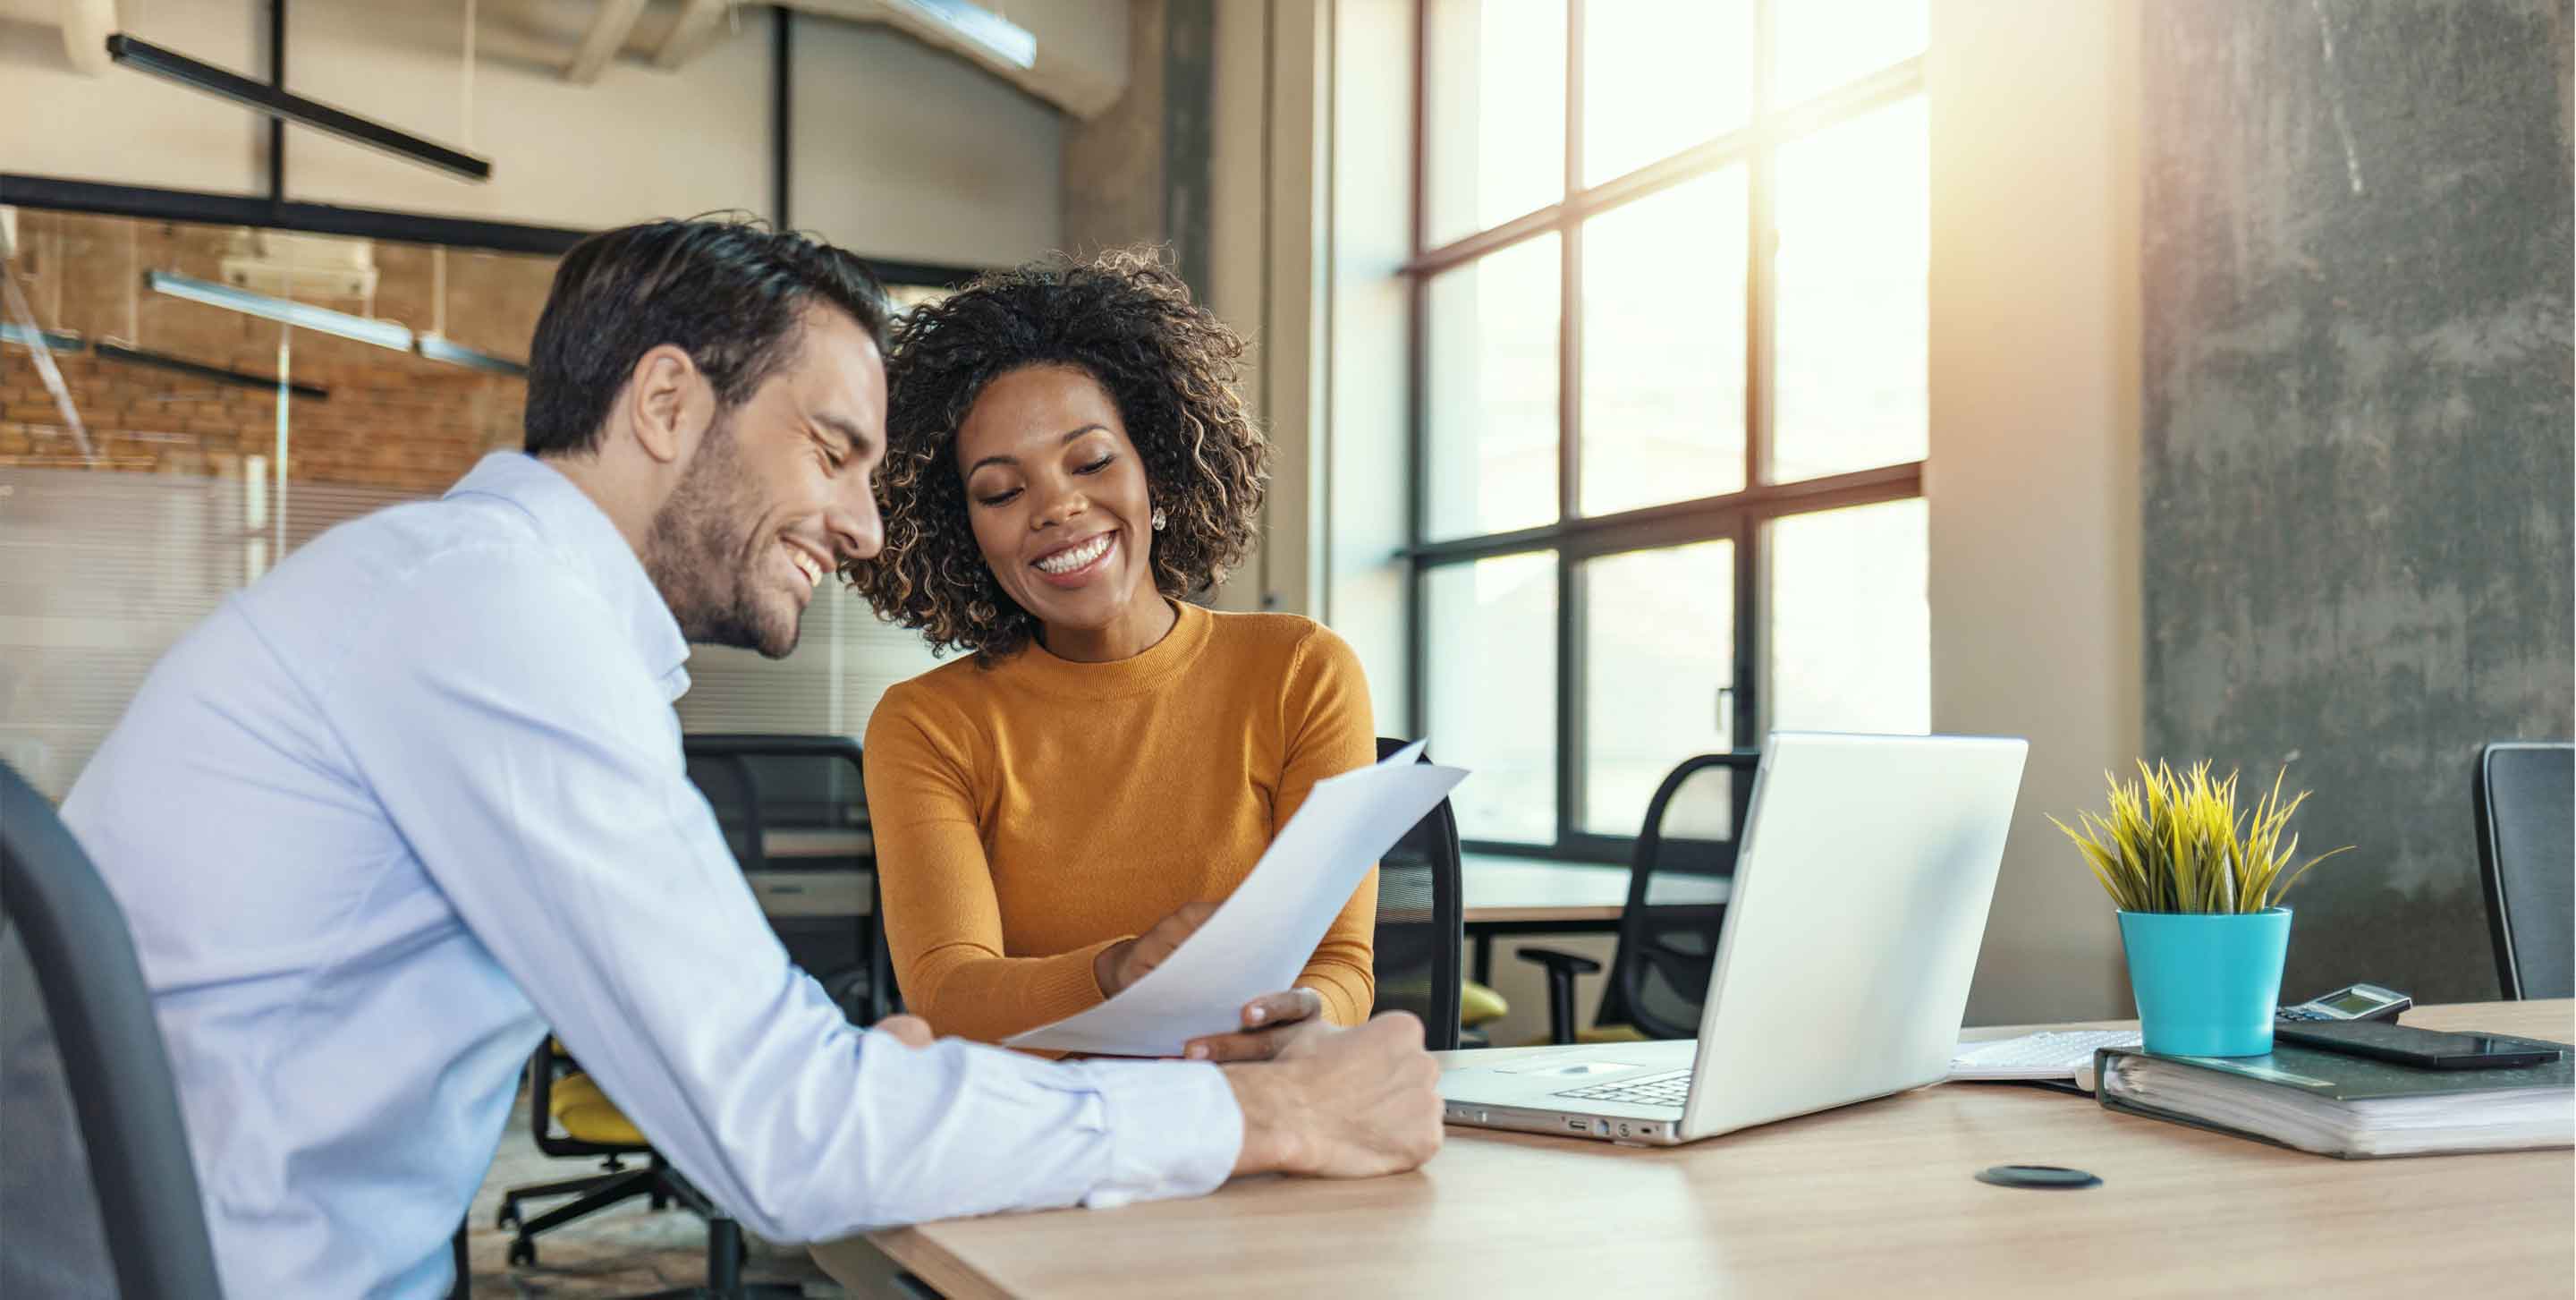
1437 732 2029 1146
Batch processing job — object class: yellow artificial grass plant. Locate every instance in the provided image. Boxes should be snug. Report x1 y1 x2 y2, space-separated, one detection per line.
2050 760 2351 914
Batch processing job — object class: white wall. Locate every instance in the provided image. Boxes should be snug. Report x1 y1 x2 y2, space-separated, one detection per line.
1201 0 1269 616
285 0 773 231
1927 0 2142 1024
1320 0 1414 735
790 18 1063 268
0 1 265 193
0 1 1062 268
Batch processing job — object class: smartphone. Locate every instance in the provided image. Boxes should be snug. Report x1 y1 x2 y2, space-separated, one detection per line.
2275 1019 2566 1070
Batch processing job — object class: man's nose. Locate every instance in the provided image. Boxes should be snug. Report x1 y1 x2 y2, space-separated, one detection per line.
826 489 882 564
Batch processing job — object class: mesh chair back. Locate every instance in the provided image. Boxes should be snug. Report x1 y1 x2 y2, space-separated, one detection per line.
1371 737 1463 1051
0 762 223 1300
682 735 890 1024
685 751 767 870
2474 742 2574 999
1611 752 1757 1040
729 753 867 834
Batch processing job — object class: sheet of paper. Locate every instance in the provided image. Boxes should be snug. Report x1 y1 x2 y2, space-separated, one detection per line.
1004 740 1467 1057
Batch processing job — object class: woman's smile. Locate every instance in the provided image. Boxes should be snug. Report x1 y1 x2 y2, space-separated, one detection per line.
1030 530 1118 585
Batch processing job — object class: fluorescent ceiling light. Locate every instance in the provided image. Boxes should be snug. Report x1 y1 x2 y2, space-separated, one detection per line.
886 0 1037 70
1 323 84 352
94 342 331 400
416 335 528 377
147 269 415 353
107 35 491 183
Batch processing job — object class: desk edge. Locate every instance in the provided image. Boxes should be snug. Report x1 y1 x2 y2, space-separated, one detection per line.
863 1226 1013 1300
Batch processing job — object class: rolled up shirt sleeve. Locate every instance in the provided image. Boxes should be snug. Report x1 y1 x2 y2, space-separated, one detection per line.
323 546 1242 1240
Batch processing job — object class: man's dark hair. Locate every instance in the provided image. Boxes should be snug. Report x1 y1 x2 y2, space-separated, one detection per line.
522 217 892 456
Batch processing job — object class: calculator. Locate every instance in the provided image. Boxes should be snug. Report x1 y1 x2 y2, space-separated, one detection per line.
2275 982 2411 1023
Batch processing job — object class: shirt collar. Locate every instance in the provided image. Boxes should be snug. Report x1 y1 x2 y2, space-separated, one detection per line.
444 452 693 701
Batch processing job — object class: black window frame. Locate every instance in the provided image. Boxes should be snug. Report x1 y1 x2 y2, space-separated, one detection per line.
1403 0 1929 862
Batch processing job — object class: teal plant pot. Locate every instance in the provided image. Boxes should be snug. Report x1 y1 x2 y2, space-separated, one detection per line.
2117 908 2292 1057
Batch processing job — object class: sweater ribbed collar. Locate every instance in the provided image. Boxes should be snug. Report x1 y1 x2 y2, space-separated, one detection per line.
996 599 1211 700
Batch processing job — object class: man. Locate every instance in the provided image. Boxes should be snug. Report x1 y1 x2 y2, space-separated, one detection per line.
18 220 1441 1296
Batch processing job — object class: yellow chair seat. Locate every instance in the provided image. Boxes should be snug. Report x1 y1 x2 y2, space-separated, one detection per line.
549 1071 646 1147
1461 981 1509 1027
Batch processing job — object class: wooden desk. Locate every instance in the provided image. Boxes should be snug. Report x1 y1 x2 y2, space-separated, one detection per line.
845 999 2574 1298
1460 855 1729 983
1461 854 1728 927
745 869 870 919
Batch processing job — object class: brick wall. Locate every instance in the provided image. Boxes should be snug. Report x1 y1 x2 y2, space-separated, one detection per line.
2 210 555 495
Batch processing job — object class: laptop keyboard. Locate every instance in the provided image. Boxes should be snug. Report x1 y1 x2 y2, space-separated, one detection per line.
1553 1068 1690 1108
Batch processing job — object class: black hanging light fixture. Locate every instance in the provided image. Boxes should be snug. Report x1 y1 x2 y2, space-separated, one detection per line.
106 34 491 183
92 342 331 401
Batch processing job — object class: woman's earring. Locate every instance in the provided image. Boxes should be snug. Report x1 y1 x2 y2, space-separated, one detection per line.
1150 507 1167 532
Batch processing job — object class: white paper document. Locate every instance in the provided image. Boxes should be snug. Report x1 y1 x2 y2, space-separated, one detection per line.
1004 740 1469 1057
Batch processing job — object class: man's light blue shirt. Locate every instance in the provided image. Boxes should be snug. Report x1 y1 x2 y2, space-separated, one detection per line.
47 453 1241 1297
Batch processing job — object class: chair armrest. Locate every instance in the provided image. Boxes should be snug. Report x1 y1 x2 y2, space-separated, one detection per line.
1515 947 1602 977
1515 947 1602 1045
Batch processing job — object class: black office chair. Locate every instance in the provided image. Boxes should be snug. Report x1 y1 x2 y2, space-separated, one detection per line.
1372 737 1464 1051
492 1039 796 1299
0 761 224 1300
2473 742 2574 1000
684 735 893 1024
496 735 886 1296
1521 752 1757 1044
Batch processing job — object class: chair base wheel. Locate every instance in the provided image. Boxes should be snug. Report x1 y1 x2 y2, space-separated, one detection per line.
507 1238 536 1268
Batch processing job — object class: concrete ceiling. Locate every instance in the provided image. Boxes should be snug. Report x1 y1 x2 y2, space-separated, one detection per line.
21 0 1129 118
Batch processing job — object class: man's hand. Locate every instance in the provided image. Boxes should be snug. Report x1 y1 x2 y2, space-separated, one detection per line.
1092 901 1219 997
1182 988 1327 1062
1221 1012 1444 1179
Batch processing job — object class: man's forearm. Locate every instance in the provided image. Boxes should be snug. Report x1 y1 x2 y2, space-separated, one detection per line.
1221 1060 1309 1177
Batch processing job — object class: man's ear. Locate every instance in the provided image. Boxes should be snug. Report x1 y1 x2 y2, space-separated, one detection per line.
623 344 708 466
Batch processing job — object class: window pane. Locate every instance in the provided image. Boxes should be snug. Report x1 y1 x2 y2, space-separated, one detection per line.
1774 0 1928 108
1770 96 1927 483
1425 555 1558 844
1426 0 1567 247
1767 498 1928 734
1581 0 1752 185
1580 169 1748 516
1425 234 1560 540
1580 540 1734 836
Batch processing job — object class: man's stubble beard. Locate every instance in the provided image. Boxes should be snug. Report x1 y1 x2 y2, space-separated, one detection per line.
643 414 801 659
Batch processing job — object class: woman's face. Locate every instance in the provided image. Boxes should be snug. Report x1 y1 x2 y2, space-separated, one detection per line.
955 363 1160 641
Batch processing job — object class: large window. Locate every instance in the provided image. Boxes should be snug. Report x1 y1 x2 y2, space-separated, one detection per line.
1411 0 1930 858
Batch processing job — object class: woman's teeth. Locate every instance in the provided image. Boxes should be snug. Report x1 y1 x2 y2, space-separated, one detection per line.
1036 533 1112 574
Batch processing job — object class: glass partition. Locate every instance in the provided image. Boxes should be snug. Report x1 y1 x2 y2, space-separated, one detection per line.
1 210 937 802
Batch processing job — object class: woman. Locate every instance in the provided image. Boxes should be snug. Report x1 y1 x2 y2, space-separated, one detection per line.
848 250 1376 1061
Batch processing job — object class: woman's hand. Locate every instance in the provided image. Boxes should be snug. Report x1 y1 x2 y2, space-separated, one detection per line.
1093 901 1219 997
1182 988 1329 1062
871 1015 935 1048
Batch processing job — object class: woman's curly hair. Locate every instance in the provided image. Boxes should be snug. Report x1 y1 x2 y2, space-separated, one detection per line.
844 248 1269 665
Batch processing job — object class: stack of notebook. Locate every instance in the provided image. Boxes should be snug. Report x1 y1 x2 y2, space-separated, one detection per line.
2093 1038 2574 1159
